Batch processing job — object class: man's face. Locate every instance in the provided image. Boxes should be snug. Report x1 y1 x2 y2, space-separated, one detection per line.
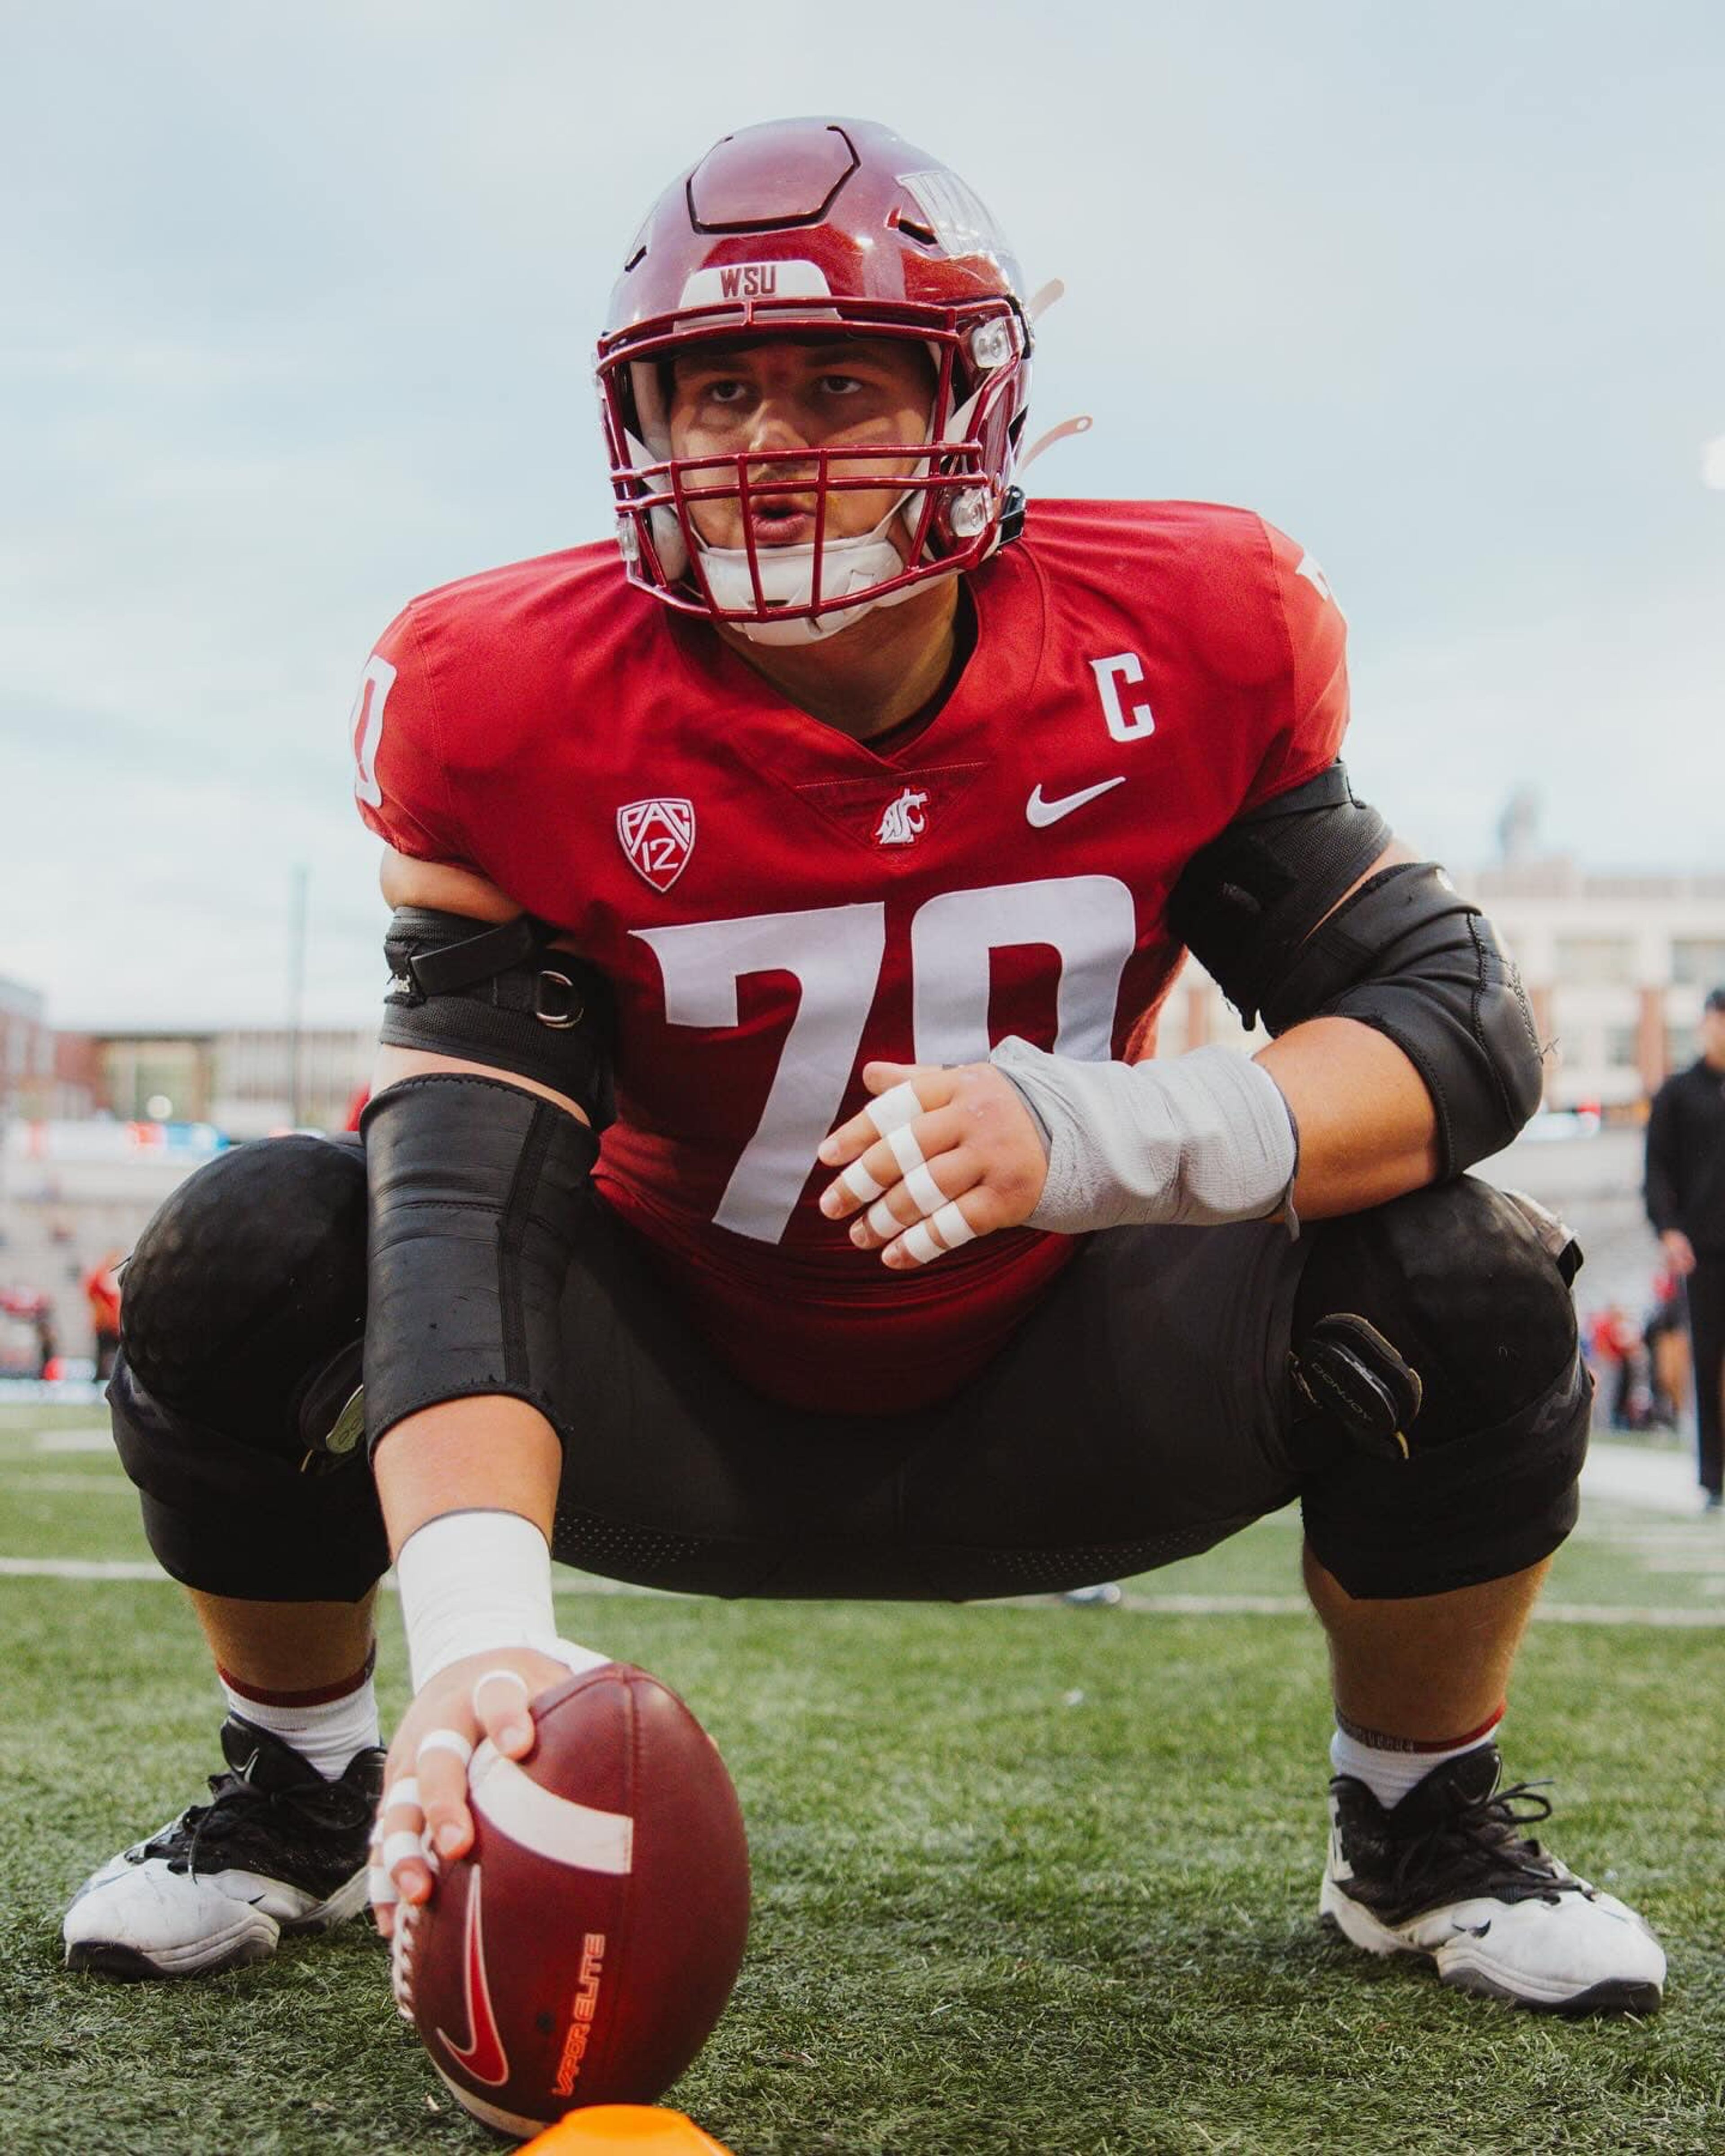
665 336 936 555
1700 1007 1725 1067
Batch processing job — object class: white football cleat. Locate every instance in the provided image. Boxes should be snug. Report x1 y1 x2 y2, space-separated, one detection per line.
1321 1745 1664 2015
64 1717 383 1979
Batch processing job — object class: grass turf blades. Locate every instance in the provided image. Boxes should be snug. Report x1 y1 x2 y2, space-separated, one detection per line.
0 1405 1720 2155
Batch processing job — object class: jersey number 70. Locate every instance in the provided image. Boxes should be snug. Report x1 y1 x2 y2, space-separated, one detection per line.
633 875 1138 1241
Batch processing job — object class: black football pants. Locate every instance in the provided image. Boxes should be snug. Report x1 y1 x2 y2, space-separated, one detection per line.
109 1135 1588 1607
1685 1257 1725 1499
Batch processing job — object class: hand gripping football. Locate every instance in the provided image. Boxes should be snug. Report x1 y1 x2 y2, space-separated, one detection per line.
391 1665 750 2139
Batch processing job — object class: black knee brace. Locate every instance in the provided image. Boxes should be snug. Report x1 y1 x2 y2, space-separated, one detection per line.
111 1135 387 1600
121 1135 368 1462
1289 1178 1588 1598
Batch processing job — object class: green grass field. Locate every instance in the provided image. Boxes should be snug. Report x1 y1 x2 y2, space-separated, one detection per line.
1 1401 1721 2155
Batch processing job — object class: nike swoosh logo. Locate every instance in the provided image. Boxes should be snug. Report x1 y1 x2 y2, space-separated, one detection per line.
437 1867 511 2087
1026 777 1125 827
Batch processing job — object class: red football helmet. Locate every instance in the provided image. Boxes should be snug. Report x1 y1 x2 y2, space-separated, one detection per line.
596 117 1032 644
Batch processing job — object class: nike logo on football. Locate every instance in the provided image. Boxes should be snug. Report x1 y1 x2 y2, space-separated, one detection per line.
1026 777 1126 827
437 1868 512 2088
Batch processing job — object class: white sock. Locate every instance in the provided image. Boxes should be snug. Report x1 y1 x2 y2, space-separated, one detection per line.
1329 1710 1503 1811
219 1660 381 1782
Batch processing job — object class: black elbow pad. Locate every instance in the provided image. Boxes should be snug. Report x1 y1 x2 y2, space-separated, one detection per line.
1265 862 1545 1175
361 1074 597 1451
1168 764 1391 1029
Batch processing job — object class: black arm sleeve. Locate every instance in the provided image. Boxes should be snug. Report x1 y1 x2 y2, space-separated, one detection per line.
1266 862 1544 1175
360 1074 598 1452
1167 764 1391 1031
1169 767 1544 1177
1644 1083 1682 1235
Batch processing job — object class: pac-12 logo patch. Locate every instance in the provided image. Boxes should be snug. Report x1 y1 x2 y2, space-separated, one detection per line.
618 798 696 891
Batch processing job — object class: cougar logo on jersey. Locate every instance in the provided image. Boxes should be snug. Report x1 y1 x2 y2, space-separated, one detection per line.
618 798 696 892
874 788 929 847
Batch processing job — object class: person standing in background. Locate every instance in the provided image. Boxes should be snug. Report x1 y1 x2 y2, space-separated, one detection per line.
1644 986 1725 1512
84 1252 124 1382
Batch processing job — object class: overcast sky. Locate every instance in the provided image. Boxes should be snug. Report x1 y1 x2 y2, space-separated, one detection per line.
3 0 1721 1030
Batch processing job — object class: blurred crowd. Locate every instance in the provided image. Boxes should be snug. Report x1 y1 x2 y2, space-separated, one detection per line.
0 1250 122 1381
1583 1272 1689 1435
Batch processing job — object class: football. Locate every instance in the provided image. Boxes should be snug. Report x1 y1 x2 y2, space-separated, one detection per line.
392 1664 751 2138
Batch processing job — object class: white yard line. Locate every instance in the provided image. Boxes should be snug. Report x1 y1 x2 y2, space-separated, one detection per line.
1112 1591 1725 1627
1 1475 136 1495
31 1428 116 1453
0 1559 173 1581
0 1559 1719 1625
1582 1440 1708 1516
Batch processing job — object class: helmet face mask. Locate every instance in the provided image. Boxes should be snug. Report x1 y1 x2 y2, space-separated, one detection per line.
596 119 1032 644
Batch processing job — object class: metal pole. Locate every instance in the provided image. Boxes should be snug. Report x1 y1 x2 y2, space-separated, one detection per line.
288 864 308 1127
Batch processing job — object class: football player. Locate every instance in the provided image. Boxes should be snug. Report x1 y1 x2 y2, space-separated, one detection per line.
67 118 1663 2026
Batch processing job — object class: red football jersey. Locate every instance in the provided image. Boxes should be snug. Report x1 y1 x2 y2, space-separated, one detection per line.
354 499 1349 1409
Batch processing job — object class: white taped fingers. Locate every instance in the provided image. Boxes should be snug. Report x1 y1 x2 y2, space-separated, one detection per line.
864 1150 946 1235
932 1201 976 1250
374 1776 425 1904
903 1162 945 1215
472 1667 531 1713
901 1202 977 1267
840 1158 885 1203
885 1124 926 1175
381 1829 427 1872
415 1728 474 1770
865 1081 924 1136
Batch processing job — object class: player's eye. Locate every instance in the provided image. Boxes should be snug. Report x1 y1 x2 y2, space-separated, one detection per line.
816 374 865 397
704 379 751 406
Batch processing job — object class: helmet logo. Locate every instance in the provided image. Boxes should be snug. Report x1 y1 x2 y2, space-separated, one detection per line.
618 797 696 892
677 260 832 309
902 170 1005 255
874 788 929 848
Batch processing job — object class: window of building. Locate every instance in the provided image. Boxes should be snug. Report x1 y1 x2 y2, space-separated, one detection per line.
1554 937 1634 985
1603 1025 1641 1069
1672 939 1725 989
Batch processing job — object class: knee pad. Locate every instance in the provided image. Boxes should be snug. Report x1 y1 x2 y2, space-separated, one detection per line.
1291 1178 1588 1598
1292 1178 1577 1458
121 1135 367 1463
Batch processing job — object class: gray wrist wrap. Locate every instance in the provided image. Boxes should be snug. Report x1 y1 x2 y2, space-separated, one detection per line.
990 1039 1299 1234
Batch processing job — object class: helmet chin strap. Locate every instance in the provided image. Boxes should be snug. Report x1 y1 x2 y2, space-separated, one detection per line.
698 498 926 647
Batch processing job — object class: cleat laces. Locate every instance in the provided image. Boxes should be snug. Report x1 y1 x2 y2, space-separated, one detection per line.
127 1722 381 1895
1377 1778 1588 1912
